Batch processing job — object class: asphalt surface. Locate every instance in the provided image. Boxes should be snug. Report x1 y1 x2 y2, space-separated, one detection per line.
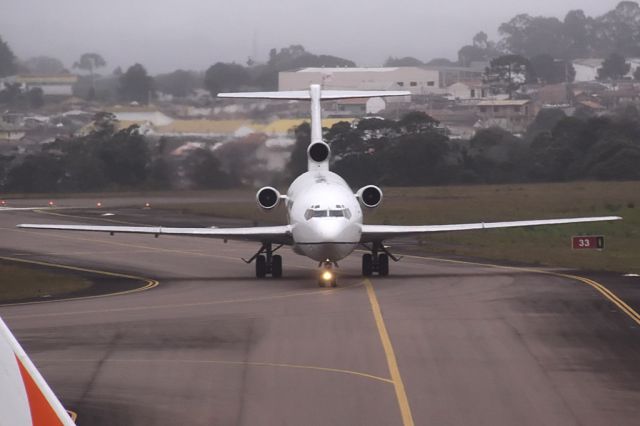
1 204 639 425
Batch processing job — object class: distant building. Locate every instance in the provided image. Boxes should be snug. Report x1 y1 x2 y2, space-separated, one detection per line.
475 99 534 133
572 59 604 82
446 81 491 100
0 121 26 141
279 67 434 95
107 106 174 126
528 83 572 107
279 66 485 97
14 74 78 97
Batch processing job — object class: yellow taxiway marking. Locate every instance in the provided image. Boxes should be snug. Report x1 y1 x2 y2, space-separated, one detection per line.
364 279 415 426
40 357 393 385
0 255 158 306
4 281 364 319
403 254 640 326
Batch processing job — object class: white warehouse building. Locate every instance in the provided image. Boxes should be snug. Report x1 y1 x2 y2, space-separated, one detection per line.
279 67 441 95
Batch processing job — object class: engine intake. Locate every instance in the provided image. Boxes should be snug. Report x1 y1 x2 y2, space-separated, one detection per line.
356 185 383 208
256 186 281 210
307 142 330 163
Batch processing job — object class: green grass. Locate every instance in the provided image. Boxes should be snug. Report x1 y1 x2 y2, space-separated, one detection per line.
156 181 640 274
0 260 92 303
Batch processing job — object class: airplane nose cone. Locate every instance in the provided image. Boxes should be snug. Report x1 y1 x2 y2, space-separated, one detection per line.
319 221 345 242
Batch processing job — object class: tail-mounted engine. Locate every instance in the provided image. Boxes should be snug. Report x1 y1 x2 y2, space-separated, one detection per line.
256 186 281 210
356 185 383 208
307 141 330 163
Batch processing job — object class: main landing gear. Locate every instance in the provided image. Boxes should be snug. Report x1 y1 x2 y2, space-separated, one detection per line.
243 242 283 278
361 242 400 277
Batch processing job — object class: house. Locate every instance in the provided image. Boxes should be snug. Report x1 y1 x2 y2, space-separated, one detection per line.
475 100 534 133
529 83 572 107
0 121 26 141
572 59 604 82
14 74 78 97
446 81 490 100
107 105 174 126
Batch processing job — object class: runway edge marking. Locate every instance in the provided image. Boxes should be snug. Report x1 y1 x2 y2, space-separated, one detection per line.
364 279 415 426
0 255 159 307
404 254 640 326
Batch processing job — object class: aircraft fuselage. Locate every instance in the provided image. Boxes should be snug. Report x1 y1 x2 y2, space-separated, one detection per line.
287 170 362 262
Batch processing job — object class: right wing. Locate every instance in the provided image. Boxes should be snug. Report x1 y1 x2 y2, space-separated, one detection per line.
0 316 76 425
17 224 293 245
361 216 622 242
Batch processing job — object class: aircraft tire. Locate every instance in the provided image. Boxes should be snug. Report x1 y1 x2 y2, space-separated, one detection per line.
362 254 373 276
272 255 282 278
256 255 267 278
378 254 389 276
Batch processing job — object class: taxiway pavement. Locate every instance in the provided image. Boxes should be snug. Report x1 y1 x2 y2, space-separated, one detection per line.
1 207 639 425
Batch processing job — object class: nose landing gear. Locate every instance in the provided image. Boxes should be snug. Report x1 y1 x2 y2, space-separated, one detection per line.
318 260 338 287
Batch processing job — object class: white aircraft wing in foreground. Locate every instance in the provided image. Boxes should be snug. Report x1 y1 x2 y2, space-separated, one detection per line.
0 317 76 425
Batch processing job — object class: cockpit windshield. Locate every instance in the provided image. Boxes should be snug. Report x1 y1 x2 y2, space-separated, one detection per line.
304 206 352 220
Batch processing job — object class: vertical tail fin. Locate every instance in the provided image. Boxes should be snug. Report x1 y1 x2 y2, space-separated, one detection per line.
218 86 410 173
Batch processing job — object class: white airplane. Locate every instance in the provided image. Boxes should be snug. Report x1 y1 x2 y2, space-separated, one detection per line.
0 316 76 425
18 85 621 286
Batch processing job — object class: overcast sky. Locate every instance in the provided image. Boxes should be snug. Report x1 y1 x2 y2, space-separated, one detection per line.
0 0 624 74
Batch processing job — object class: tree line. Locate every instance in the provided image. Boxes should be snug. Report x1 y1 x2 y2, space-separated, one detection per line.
1 107 639 193
283 109 640 187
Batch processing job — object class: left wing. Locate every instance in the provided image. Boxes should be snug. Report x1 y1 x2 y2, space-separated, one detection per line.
361 216 622 242
17 224 293 245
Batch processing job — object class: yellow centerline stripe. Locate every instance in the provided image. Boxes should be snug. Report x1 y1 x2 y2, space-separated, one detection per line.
38 357 394 385
403 254 640 326
364 279 415 426
0 255 158 306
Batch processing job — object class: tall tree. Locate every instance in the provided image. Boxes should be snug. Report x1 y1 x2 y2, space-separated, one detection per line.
498 14 569 59
485 54 534 99
384 56 424 67
204 62 249 96
597 53 630 80
73 53 106 98
0 36 16 77
563 10 590 58
155 69 201 97
457 31 501 66
119 63 154 104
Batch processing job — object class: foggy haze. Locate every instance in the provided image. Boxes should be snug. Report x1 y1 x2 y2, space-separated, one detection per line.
1 0 623 73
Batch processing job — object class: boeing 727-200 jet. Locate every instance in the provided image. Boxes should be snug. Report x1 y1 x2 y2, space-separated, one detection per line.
18 85 621 286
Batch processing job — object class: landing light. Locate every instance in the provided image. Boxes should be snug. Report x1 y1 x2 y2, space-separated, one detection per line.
321 271 333 281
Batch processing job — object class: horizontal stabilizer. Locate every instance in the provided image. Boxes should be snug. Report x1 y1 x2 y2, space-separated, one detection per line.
218 90 410 100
